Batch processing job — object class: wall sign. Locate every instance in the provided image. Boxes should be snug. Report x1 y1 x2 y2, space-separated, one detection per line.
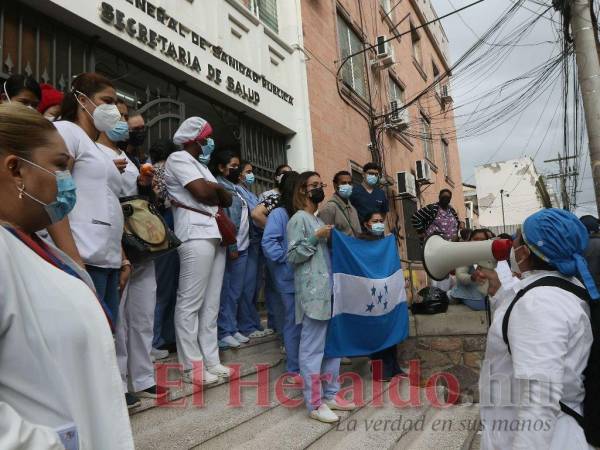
99 1 294 107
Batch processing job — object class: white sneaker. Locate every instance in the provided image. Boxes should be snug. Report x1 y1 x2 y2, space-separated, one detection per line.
182 369 219 386
309 404 339 423
325 398 357 411
151 348 169 361
219 335 241 348
207 363 231 377
233 332 250 343
262 328 275 336
248 330 267 338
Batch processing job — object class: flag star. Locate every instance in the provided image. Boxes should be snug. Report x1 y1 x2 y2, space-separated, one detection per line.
371 286 376 296
383 301 388 310
377 292 383 303
366 302 375 313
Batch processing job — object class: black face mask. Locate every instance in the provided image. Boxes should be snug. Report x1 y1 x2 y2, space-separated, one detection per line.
226 167 242 183
116 140 129 151
309 187 325 204
439 196 451 207
129 129 147 147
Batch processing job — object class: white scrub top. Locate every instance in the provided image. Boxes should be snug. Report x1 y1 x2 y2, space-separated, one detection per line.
479 270 593 450
100 144 139 197
164 150 220 242
0 226 133 450
54 121 124 269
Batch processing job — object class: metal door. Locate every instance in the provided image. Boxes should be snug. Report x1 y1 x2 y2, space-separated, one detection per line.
137 97 185 155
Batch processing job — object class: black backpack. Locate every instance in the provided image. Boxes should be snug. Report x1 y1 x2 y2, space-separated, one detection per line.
502 276 600 446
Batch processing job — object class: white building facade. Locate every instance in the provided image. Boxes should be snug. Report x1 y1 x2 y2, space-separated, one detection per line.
474 157 553 228
6 0 314 187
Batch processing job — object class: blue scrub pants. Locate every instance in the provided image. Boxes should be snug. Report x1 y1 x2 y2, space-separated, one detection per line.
87 265 120 324
299 316 340 411
237 242 263 334
218 249 249 339
153 248 179 348
280 292 301 373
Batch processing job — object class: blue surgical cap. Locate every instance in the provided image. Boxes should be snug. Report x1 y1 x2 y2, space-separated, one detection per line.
523 208 599 300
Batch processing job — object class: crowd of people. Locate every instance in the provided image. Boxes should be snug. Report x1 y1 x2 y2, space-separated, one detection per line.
1 71 599 449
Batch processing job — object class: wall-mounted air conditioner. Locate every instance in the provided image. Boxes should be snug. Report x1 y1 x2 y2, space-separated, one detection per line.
441 84 453 104
387 100 409 130
371 36 394 69
415 159 433 183
396 171 417 197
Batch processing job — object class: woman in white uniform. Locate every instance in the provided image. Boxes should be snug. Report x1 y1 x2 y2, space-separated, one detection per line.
0 103 133 449
475 208 598 449
48 72 129 324
165 117 233 385
96 100 166 409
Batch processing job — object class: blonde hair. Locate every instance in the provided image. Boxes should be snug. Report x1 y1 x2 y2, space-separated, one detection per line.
0 103 55 158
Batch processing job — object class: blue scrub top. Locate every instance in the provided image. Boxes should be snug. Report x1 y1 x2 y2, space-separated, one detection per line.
350 183 390 223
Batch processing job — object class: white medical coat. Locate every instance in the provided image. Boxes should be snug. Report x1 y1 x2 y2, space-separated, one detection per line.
0 227 134 449
479 270 593 449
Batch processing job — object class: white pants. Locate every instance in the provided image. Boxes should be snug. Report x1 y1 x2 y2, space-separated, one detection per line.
116 260 157 393
175 238 226 370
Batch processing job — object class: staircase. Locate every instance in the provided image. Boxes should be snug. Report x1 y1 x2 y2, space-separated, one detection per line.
130 333 481 449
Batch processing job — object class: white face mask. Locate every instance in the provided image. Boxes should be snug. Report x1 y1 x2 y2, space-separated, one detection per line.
75 91 120 133
509 245 528 275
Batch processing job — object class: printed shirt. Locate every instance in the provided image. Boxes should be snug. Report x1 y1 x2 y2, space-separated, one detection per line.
425 206 458 240
260 193 281 216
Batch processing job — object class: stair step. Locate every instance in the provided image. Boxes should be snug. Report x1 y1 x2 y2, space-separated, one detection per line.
131 335 281 416
394 403 480 450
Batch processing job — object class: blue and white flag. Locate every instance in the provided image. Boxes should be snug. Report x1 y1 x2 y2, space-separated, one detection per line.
325 230 409 357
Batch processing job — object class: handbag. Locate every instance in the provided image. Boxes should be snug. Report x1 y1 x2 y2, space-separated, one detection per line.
120 195 181 263
170 199 237 247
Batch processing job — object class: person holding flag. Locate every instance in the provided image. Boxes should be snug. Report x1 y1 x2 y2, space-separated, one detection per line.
287 171 356 423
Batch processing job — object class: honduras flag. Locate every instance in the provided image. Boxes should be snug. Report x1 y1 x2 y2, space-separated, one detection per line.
325 229 409 357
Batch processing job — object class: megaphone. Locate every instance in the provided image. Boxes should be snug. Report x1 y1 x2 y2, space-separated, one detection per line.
423 235 513 281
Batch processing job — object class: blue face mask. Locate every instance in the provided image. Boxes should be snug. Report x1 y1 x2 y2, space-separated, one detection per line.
201 138 215 157
107 120 130 143
366 174 379 186
18 158 77 224
370 222 385 236
338 184 353 199
245 173 255 185
198 154 211 166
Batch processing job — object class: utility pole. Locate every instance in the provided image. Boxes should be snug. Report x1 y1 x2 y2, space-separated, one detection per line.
570 0 600 213
544 154 578 210
500 189 508 233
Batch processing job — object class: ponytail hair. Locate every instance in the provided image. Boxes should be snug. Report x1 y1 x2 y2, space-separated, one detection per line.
59 72 114 122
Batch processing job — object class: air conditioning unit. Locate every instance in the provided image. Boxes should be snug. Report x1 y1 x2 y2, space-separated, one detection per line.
387 100 409 130
415 159 433 183
396 171 417 197
440 84 453 104
371 36 395 70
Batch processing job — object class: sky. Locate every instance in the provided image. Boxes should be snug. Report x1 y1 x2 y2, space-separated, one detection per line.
433 0 598 217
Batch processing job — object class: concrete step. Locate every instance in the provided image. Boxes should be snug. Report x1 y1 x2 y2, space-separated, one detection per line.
130 334 281 416
394 403 480 450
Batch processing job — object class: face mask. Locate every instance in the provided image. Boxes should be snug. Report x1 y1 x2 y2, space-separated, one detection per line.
245 173 255 185
198 154 210 166
45 115 55 122
370 222 385 236
439 196 451 207
75 91 121 133
366 174 379 186
129 128 147 147
338 184 353 199
308 187 325 204
107 120 130 142
201 138 215 157
17 158 77 224
509 245 529 275
275 174 285 185
226 167 241 183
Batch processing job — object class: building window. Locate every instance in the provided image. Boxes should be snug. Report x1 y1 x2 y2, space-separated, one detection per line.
432 62 440 80
421 115 434 162
410 23 422 66
441 138 450 178
246 0 279 33
337 15 368 100
389 78 405 104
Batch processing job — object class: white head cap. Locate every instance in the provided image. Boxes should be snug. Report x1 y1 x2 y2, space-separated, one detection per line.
173 116 213 147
